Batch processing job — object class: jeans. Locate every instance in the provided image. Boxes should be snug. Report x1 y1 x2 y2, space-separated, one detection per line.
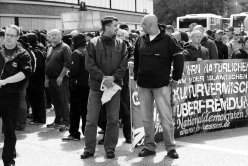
48 77 70 126
0 93 20 165
69 86 89 138
84 89 120 154
138 86 176 152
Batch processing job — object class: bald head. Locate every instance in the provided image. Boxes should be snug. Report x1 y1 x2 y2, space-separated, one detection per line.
48 29 61 45
141 14 159 35
193 25 204 34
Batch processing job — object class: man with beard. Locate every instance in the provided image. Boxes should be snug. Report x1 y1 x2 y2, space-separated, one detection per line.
81 16 127 159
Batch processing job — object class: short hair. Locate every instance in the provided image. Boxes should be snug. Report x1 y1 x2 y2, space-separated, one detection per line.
0 28 5 37
243 36 248 44
119 24 129 30
190 30 202 39
6 24 21 36
101 16 118 31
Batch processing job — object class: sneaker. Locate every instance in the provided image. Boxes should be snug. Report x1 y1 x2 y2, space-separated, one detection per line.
15 126 25 131
46 122 62 128
30 120 45 125
27 113 33 119
98 130 104 134
80 152 94 159
138 148 156 157
59 125 69 132
98 138 104 145
62 135 80 141
167 149 179 159
106 151 115 159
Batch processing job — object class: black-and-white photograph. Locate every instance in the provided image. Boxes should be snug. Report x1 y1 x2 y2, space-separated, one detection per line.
0 0 248 166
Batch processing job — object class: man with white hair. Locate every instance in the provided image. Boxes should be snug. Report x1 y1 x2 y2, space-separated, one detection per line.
193 25 218 59
45 29 71 131
184 30 209 61
134 14 184 159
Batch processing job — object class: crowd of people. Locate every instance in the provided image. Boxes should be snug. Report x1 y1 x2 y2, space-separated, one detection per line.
0 13 248 166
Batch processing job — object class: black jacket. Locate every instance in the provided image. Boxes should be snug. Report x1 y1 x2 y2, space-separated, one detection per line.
232 49 248 59
0 45 32 95
68 47 89 88
214 40 228 59
201 36 218 59
183 43 209 61
133 28 184 88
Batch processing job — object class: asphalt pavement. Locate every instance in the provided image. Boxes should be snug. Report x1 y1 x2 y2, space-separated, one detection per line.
0 109 247 166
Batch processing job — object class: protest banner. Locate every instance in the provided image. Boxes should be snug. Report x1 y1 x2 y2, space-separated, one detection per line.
130 59 248 147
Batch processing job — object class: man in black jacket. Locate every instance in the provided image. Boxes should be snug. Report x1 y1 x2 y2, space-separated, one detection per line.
0 24 32 166
214 30 228 59
134 14 184 159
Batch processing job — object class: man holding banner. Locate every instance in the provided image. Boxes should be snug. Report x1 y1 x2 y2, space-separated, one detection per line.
133 14 184 159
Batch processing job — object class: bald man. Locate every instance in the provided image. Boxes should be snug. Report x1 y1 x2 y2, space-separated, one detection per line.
134 14 184 159
45 29 71 131
193 25 218 59
184 30 209 61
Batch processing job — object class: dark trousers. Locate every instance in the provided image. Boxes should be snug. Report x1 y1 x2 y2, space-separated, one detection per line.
98 105 107 131
16 81 28 129
45 87 52 108
48 78 70 126
0 93 20 165
69 86 89 138
27 76 46 123
120 84 131 140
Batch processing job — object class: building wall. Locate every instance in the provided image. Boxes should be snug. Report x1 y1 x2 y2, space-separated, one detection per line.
0 0 153 31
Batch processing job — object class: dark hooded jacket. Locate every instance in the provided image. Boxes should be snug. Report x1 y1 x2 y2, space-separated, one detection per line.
133 26 184 88
68 34 89 88
201 36 218 60
183 43 209 61
232 49 248 59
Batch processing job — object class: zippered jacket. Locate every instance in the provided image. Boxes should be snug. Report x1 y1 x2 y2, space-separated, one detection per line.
133 28 184 88
0 45 32 95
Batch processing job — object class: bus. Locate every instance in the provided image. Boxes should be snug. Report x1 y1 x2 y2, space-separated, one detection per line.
176 13 222 32
221 17 230 30
230 12 248 31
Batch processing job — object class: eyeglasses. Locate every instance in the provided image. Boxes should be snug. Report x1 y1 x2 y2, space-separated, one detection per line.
5 34 18 38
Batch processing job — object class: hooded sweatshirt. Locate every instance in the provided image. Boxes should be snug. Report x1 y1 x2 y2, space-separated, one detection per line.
201 36 218 59
183 43 209 61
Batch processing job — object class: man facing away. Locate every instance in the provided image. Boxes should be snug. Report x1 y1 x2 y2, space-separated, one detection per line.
133 14 184 159
81 16 127 159
0 24 32 166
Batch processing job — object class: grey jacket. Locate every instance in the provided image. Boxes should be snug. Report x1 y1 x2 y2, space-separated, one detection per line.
85 36 128 90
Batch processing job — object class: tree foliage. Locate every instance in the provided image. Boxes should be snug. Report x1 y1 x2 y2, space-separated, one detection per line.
154 0 242 25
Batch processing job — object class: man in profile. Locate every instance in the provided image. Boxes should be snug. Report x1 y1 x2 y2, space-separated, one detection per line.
0 24 32 166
